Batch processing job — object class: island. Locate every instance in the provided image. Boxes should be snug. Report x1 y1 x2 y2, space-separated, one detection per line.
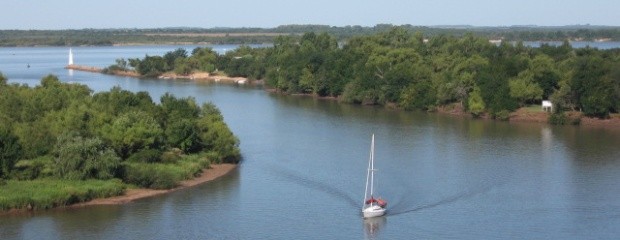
0 74 241 213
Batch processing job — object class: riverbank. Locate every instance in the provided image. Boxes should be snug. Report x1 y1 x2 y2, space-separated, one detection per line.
158 72 259 85
65 64 140 77
0 164 237 215
73 163 237 206
436 103 620 129
67 64 258 84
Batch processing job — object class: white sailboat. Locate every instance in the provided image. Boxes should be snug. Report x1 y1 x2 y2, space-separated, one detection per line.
68 48 74 66
362 134 387 218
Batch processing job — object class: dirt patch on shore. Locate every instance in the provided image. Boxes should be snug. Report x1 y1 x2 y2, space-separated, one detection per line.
580 114 620 129
509 108 549 123
158 72 253 84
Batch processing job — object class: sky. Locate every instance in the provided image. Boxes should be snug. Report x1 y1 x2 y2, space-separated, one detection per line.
1 0 619 30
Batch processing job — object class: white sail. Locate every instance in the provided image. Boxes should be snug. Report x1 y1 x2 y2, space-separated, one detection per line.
68 48 74 65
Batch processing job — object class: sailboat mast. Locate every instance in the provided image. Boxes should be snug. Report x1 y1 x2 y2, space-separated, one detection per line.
370 134 375 197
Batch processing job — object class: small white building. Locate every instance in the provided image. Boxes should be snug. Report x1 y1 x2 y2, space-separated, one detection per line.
542 100 553 112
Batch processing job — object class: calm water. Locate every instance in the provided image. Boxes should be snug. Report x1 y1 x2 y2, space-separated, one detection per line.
1 46 620 239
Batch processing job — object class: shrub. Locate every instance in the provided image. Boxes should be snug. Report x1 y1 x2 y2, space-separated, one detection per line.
11 156 54 180
126 149 162 163
123 163 183 189
549 112 568 125
122 154 212 189
494 110 511 121
161 150 181 164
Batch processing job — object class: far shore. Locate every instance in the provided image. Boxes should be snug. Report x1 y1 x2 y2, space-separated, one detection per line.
68 64 620 129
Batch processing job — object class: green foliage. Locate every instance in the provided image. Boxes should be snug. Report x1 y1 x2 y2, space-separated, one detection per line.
53 133 121 180
0 179 125 210
164 48 188 69
494 110 511 121
468 86 486 117
0 75 241 210
0 72 6 85
103 58 130 73
571 49 618 118
548 112 582 125
165 119 202 153
191 47 218 72
122 154 211 189
2 26 620 47
134 55 167 77
122 162 182 189
126 149 162 163
100 111 163 158
509 71 544 105
548 112 569 125
0 75 240 193
221 28 613 118
195 114 240 163
11 156 54 180
0 126 22 178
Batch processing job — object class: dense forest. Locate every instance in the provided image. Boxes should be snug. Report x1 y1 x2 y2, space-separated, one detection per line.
2 24 620 46
0 74 240 210
119 27 620 120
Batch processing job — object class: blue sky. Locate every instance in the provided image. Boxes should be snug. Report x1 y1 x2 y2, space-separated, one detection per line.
2 0 618 29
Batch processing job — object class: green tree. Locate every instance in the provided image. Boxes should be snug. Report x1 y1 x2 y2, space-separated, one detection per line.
196 118 240 163
164 48 188 70
53 133 120 180
468 86 486 117
509 71 544 105
100 111 163 158
529 54 561 99
135 55 167 77
571 50 616 118
550 79 574 112
0 126 21 178
298 67 315 94
165 119 201 153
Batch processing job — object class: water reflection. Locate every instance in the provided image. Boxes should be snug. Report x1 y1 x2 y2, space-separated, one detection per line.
363 216 386 239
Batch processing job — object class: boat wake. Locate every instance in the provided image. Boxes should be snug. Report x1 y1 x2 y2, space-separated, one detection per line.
265 164 359 209
386 183 497 216
386 172 510 217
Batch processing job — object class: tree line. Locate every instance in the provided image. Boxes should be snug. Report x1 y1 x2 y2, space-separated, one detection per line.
2 25 620 46
126 27 618 119
0 74 240 191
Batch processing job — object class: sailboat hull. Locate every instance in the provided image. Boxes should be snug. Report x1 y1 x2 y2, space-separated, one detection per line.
362 205 386 218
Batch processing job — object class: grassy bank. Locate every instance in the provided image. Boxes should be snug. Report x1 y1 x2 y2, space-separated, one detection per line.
0 152 220 211
0 179 125 211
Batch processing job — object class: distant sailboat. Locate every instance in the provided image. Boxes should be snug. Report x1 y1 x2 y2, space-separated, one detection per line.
362 134 387 218
68 48 74 66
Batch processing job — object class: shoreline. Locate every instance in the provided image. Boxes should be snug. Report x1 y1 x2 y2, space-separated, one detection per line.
69 65 620 129
66 65 258 85
73 163 237 207
1 163 237 215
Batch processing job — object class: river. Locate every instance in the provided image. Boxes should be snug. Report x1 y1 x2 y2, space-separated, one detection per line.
1 45 620 239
